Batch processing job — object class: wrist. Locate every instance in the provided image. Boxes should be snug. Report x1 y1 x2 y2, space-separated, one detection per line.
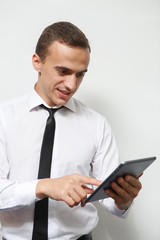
115 200 133 210
36 179 49 199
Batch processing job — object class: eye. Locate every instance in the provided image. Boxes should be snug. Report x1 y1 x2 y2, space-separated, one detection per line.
56 67 72 76
76 72 85 78
58 69 67 75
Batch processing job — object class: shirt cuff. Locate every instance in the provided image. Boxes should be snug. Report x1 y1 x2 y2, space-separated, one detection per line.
99 197 132 218
14 180 39 207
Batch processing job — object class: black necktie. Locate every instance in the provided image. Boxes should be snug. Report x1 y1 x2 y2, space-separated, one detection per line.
32 104 62 240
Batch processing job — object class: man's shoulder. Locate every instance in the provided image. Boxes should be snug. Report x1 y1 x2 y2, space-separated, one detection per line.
0 91 30 114
73 98 106 121
72 98 112 135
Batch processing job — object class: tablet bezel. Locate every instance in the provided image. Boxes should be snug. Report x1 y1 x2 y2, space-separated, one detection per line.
85 156 156 203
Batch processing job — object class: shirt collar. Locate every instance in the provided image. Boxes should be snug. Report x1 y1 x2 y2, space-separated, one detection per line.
27 88 76 113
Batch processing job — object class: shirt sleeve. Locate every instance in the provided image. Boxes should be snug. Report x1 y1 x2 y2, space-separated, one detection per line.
0 179 38 210
100 197 130 218
91 118 130 217
0 113 38 211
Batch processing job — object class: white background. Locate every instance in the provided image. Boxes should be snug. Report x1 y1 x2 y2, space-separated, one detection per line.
0 0 160 239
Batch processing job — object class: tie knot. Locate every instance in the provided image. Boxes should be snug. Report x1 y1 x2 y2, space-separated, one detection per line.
40 104 62 117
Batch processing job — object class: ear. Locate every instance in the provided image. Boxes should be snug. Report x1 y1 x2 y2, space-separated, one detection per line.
32 53 42 72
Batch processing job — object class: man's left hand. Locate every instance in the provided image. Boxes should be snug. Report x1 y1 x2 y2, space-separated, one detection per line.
105 175 142 210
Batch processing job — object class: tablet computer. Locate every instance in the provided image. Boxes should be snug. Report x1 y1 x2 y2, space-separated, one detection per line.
85 156 156 203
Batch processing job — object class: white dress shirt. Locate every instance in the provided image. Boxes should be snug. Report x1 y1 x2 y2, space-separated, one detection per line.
0 89 126 240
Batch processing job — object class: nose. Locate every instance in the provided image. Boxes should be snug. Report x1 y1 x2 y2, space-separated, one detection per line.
64 74 77 91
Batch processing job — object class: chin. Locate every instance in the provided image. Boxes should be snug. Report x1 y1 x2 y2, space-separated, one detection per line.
54 98 69 106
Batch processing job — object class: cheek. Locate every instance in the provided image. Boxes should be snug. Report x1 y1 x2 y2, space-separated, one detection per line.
41 75 55 94
43 72 59 88
76 79 83 89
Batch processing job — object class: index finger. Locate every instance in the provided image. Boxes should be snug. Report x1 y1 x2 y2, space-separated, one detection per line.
79 175 102 186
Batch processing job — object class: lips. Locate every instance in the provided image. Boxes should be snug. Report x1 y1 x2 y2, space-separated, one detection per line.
57 89 72 99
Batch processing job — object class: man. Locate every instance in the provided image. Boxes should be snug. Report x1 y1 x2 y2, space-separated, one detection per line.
0 22 142 240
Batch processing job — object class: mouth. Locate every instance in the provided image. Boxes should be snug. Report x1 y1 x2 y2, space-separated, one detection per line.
57 89 72 99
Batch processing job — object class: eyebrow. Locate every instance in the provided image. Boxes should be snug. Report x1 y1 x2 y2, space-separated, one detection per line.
54 66 88 73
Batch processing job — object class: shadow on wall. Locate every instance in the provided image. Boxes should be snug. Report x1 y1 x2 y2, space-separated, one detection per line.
92 202 138 240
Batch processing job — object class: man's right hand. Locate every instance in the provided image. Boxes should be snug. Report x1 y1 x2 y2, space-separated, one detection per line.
36 174 102 207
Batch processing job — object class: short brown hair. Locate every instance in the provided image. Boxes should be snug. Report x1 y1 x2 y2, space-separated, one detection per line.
35 21 91 62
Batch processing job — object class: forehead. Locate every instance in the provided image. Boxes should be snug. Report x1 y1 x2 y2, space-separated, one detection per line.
45 41 90 68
